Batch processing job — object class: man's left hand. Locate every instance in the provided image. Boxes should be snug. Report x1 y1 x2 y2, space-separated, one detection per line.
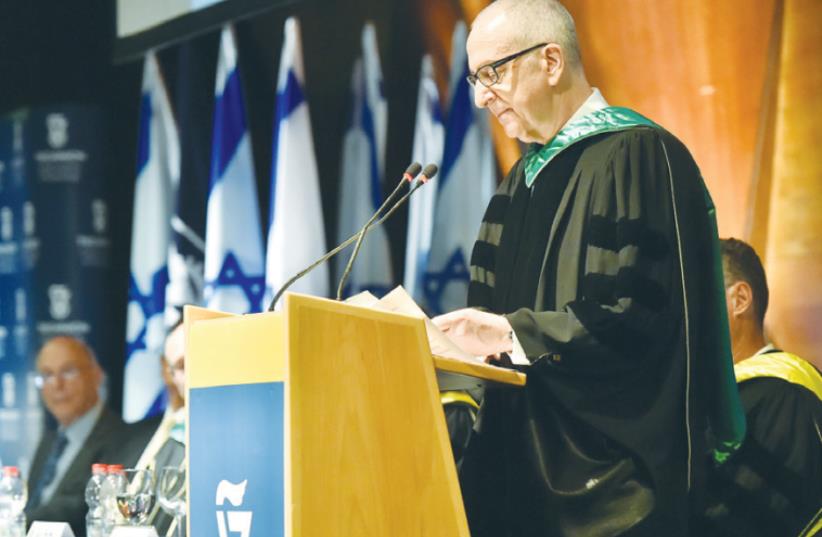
432 308 514 358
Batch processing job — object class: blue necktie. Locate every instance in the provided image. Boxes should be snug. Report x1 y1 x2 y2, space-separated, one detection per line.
27 432 68 509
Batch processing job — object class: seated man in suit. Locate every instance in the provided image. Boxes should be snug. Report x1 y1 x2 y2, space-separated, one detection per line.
133 323 186 472
25 336 128 535
701 238 822 536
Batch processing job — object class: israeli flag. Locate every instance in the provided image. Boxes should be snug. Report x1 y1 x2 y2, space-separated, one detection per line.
403 54 444 310
265 17 328 310
164 42 211 327
124 52 180 422
424 21 496 315
203 26 265 313
334 23 393 298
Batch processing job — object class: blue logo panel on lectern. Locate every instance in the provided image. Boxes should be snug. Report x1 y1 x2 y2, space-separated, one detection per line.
189 381 284 537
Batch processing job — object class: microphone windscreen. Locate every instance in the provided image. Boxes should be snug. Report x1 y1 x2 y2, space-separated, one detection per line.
404 162 423 178
421 163 439 180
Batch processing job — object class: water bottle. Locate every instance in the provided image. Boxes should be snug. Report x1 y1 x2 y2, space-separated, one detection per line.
85 463 107 537
0 466 27 537
100 464 126 535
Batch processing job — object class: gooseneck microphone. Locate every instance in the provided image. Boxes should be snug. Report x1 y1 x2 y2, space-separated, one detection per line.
335 163 438 300
267 162 431 311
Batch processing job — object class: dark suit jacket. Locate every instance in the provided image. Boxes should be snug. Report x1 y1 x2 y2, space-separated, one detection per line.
26 405 129 537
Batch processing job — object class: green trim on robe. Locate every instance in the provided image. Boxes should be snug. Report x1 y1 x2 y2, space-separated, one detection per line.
524 106 659 187
702 189 746 464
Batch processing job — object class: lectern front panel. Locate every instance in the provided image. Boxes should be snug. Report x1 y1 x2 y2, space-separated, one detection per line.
187 311 285 537
286 295 469 537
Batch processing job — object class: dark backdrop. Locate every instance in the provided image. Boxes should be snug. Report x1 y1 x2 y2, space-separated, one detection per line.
0 0 426 413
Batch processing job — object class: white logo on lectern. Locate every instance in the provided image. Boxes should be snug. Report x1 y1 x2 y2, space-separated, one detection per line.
215 479 252 537
46 113 69 149
48 284 72 320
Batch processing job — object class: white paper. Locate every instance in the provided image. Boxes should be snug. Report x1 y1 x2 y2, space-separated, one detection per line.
372 286 483 364
343 290 380 308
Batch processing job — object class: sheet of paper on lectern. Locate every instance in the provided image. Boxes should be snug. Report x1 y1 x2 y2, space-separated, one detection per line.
346 286 482 364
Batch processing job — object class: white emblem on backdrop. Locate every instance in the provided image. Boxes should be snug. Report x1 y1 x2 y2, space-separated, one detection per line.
0 326 7 360
0 206 12 241
1 373 15 408
23 201 35 237
215 479 252 537
48 284 72 320
46 113 69 149
92 199 107 233
13 121 23 152
15 288 26 323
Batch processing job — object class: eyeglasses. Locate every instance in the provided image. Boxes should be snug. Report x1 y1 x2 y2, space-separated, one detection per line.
466 43 547 88
34 366 84 389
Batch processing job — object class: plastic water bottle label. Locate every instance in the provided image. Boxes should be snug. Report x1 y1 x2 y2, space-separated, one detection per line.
26 520 75 537
109 527 159 537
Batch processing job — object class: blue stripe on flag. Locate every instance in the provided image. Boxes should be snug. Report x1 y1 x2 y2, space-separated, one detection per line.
430 91 443 124
145 388 168 419
136 94 152 176
210 69 248 191
209 251 266 312
126 268 169 358
439 65 474 191
269 69 306 226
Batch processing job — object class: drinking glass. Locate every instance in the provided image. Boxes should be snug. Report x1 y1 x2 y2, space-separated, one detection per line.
157 466 187 537
115 468 155 526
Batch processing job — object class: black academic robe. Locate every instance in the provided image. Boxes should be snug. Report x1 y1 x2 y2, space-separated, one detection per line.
700 352 822 536
463 126 737 537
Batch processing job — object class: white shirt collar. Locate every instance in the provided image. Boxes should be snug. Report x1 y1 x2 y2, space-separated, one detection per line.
562 87 609 130
61 398 103 445
753 343 776 357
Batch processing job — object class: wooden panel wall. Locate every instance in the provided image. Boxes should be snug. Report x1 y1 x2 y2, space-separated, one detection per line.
564 0 777 238
764 0 822 367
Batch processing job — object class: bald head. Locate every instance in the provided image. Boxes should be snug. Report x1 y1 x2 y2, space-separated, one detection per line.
467 0 591 144
36 336 102 427
472 0 583 71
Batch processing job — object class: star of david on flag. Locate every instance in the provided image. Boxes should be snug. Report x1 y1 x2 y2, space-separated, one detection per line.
265 17 329 310
124 52 180 422
424 21 496 315
404 54 444 310
334 23 394 299
203 25 266 314
165 40 211 328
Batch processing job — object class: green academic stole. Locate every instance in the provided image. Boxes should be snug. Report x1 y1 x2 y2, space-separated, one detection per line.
523 106 658 187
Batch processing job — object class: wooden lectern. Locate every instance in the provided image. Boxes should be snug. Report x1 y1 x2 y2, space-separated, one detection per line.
184 293 525 537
